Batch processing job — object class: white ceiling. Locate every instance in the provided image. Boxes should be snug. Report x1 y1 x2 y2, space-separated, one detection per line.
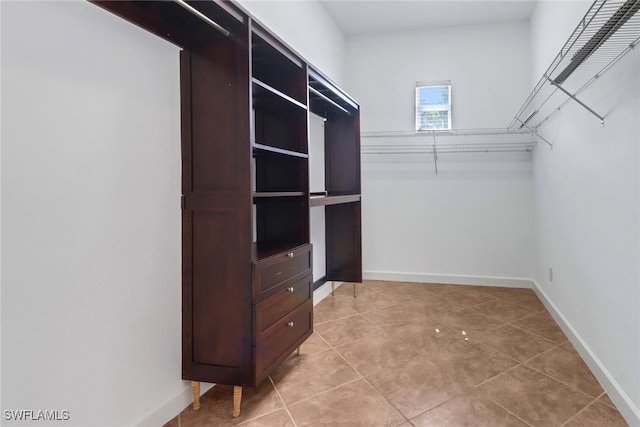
320 0 537 36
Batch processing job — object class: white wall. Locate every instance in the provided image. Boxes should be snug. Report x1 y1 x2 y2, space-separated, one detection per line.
347 22 535 283
1 0 346 425
2 1 182 425
238 0 346 85
530 1 640 422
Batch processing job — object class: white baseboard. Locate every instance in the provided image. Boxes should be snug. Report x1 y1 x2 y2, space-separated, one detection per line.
532 280 640 427
363 270 534 288
134 382 214 427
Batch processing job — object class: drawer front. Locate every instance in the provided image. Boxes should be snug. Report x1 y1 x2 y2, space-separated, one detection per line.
253 244 311 301
255 300 312 383
255 274 312 341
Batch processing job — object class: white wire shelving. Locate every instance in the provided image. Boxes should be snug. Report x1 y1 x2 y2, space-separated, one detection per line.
510 0 640 141
361 129 537 173
360 0 640 172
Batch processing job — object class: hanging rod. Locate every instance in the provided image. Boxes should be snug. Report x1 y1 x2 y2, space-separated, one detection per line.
510 0 640 130
361 142 537 155
174 0 230 37
361 128 531 138
309 86 350 115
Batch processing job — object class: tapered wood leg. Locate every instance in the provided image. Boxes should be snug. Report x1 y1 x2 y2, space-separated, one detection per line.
192 381 200 410
353 282 357 298
232 385 242 417
296 346 301 356
331 281 335 296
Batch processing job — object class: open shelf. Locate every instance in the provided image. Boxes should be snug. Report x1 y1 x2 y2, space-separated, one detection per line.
253 78 307 112
310 194 361 207
510 0 640 132
308 69 358 118
253 143 308 159
252 28 307 105
254 192 305 199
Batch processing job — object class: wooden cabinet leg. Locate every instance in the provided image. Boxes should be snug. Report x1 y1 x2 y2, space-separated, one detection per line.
232 385 242 417
296 346 301 356
331 281 335 296
192 381 200 410
353 282 357 298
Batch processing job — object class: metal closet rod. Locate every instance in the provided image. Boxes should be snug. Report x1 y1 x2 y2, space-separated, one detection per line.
174 0 230 37
361 128 532 138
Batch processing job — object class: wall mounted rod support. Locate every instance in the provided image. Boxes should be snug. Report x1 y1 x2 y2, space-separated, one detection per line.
517 118 553 148
547 77 605 125
174 0 230 36
432 132 438 174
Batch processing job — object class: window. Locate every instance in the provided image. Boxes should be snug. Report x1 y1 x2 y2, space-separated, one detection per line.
415 82 451 131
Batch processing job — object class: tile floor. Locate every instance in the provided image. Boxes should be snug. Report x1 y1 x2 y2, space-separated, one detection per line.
165 280 629 426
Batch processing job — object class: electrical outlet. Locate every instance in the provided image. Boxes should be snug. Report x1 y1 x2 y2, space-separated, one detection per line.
549 266 553 282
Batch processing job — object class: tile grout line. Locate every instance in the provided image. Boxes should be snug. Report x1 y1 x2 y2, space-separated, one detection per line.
268 376 299 427
559 392 603 426
312 318 411 424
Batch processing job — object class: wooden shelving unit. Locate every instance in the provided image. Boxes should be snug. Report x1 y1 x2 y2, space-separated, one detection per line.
90 0 361 418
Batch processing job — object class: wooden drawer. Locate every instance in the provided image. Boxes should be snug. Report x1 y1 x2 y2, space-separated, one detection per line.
255 274 312 341
252 244 311 301
254 300 312 383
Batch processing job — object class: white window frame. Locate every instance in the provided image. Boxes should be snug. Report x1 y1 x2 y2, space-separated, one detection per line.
415 81 452 131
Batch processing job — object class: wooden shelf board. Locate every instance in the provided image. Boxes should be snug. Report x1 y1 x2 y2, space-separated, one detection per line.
309 194 361 207
253 143 308 159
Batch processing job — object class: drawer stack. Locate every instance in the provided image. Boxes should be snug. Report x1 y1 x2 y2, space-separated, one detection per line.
252 244 313 383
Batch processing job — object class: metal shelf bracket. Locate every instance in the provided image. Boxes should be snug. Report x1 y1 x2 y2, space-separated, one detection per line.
546 76 605 126
515 119 554 148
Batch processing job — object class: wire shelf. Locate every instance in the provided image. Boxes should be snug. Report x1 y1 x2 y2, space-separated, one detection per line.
510 0 640 131
361 142 537 155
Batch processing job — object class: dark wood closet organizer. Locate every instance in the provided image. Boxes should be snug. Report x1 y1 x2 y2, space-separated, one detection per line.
92 0 361 417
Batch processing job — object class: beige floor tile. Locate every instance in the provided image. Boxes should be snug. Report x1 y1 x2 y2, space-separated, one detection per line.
179 382 283 427
332 281 378 297
478 365 593 426
236 409 294 426
503 293 547 312
378 283 442 303
418 283 471 294
599 393 617 408
403 295 466 320
166 281 613 426
512 312 567 343
472 286 536 299
425 340 519 389
472 298 536 323
366 353 465 418
480 324 557 362
410 389 529 427
163 415 179 427
270 349 360 405
526 342 603 397
314 314 384 347
387 320 471 352
436 305 506 333
361 303 429 330
439 287 497 307
288 378 405 426
297 332 331 355
334 291 400 313
313 297 359 325
564 401 629 427
335 333 422 377
359 280 404 292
